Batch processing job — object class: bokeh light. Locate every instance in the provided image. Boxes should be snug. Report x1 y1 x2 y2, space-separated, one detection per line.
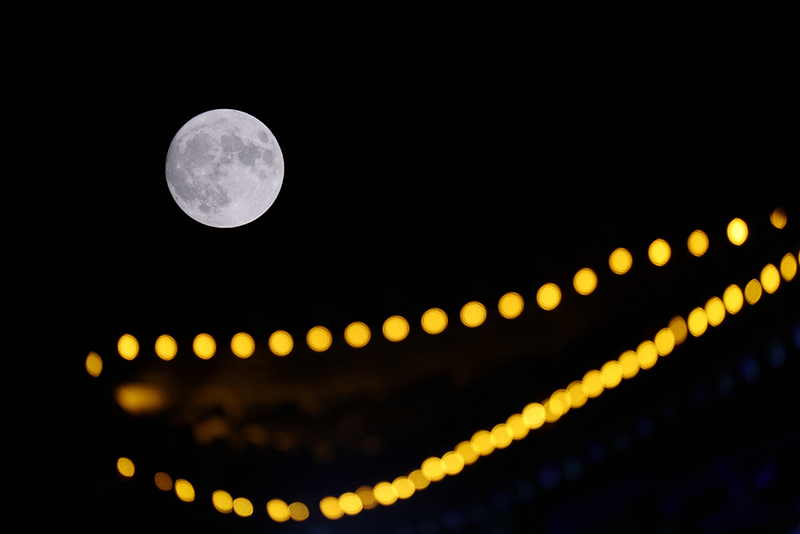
506 413 529 439
117 457 134 478
601 360 623 388
340 492 363 515
705 297 726 327
307 326 332 352
471 430 496 456
609 248 632 275
288 502 308 521
441 452 466 475
175 479 195 502
85 352 102 377
498 292 524 319
155 334 178 360
118 334 139 360
669 316 688 345
727 218 748 245
193 333 216 359
267 499 291 522
421 308 448 334
781 252 797 281
573 268 598 295
745 278 762 304
234 497 254 517
648 239 671 266
770 207 786 229
231 332 255 358
212 490 233 513
537 283 561 310
687 229 709 257
543 399 562 423
393 476 416 498
455 441 479 465
567 380 588 407
154 472 173 491
460 301 487 328
422 457 446 481
383 315 409 342
115 383 166 415
550 389 571 415
618 350 640 379
491 424 514 449
319 496 343 520
688 308 708 337
723 284 744 314
356 486 379 508
760 264 780 294
636 340 658 370
523 402 546 429
344 321 371 348
655 327 676 355
583 370 605 397
269 330 293 356
373 481 399 505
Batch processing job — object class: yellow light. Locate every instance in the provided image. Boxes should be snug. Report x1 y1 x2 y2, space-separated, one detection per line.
344 321 371 348
193 333 216 359
506 413 529 440
154 472 173 491
687 229 709 257
687 308 708 337
460 301 487 328
393 476 416 498
723 285 744 314
601 360 623 388
307 326 332 352
648 238 671 266
212 490 233 514
269 330 293 356
498 292 524 319
118 334 139 360
745 279 762 304
319 496 343 520
231 332 255 358
727 218 748 246
175 479 195 502
455 441 479 465
550 389 571 415
636 340 658 370
288 502 308 521
770 207 787 229
117 457 135 478
373 481 399 505
422 457 446 481
441 452 466 475
155 334 178 361
383 315 409 342
573 268 598 295
491 424 514 449
583 369 605 397
537 283 561 311
618 350 639 379
609 247 633 275
115 383 166 416
356 486 379 509
781 253 797 281
705 297 726 327
543 399 562 423
267 499 291 522
761 264 780 294
421 308 448 334
669 316 688 345
522 402 546 429
408 470 431 490
654 327 676 355
566 380 588 408
85 352 102 377
339 492 363 515
233 497 254 517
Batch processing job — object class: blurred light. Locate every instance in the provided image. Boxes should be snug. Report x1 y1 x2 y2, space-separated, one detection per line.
356 486 379 509
155 334 177 360
319 496 343 520
383 315 409 342
175 479 195 502
460 301 487 327
745 279 762 304
491 424 513 449
115 383 166 415
522 402 546 429
770 207 787 229
288 502 308 521
455 441 479 465
193 333 216 359
573 268 598 295
761 264 780 294
723 285 744 314
506 413 529 439
471 430 495 455
118 334 139 360
636 340 658 370
441 451 466 476
781 253 797 281
609 248 632 275
537 283 561 310
117 457 134 478
154 472 173 491
669 316 688 345
543 399 562 423
267 499 291 522
422 457 447 481
340 492 363 515
583 370 605 397
421 308 448 334
601 360 623 388
373 481 399 505
551 389 571 415
688 308 708 337
618 350 640 379
408 470 432 490
231 332 255 358
648 239 671 266
307 326 332 352
727 218 748 245
193 416 230 445
655 327 676 355
687 230 709 257
705 297 726 326
393 476 416 498
344 321 371 348
85 352 102 377
566 380 588 407
234 497 254 517
269 330 293 356
212 490 233 513
498 292 524 319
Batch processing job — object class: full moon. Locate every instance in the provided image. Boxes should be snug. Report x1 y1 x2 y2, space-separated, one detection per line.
165 109 284 228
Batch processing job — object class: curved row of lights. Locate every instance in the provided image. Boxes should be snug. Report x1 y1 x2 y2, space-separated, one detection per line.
93 208 796 523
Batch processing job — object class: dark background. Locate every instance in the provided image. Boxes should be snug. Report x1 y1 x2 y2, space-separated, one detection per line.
36 8 798 534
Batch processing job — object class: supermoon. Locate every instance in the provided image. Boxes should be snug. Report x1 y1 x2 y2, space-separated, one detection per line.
165 109 284 228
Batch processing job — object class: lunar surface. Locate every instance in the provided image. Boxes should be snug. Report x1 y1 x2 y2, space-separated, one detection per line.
165 109 284 228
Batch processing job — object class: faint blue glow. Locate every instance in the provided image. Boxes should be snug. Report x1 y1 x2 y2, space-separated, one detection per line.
753 462 778 491
562 456 584 481
717 371 735 398
768 340 787 369
739 353 760 383
613 432 632 453
441 509 466 532
585 440 607 465
491 488 514 513
515 478 536 503
635 415 655 440
538 463 561 490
